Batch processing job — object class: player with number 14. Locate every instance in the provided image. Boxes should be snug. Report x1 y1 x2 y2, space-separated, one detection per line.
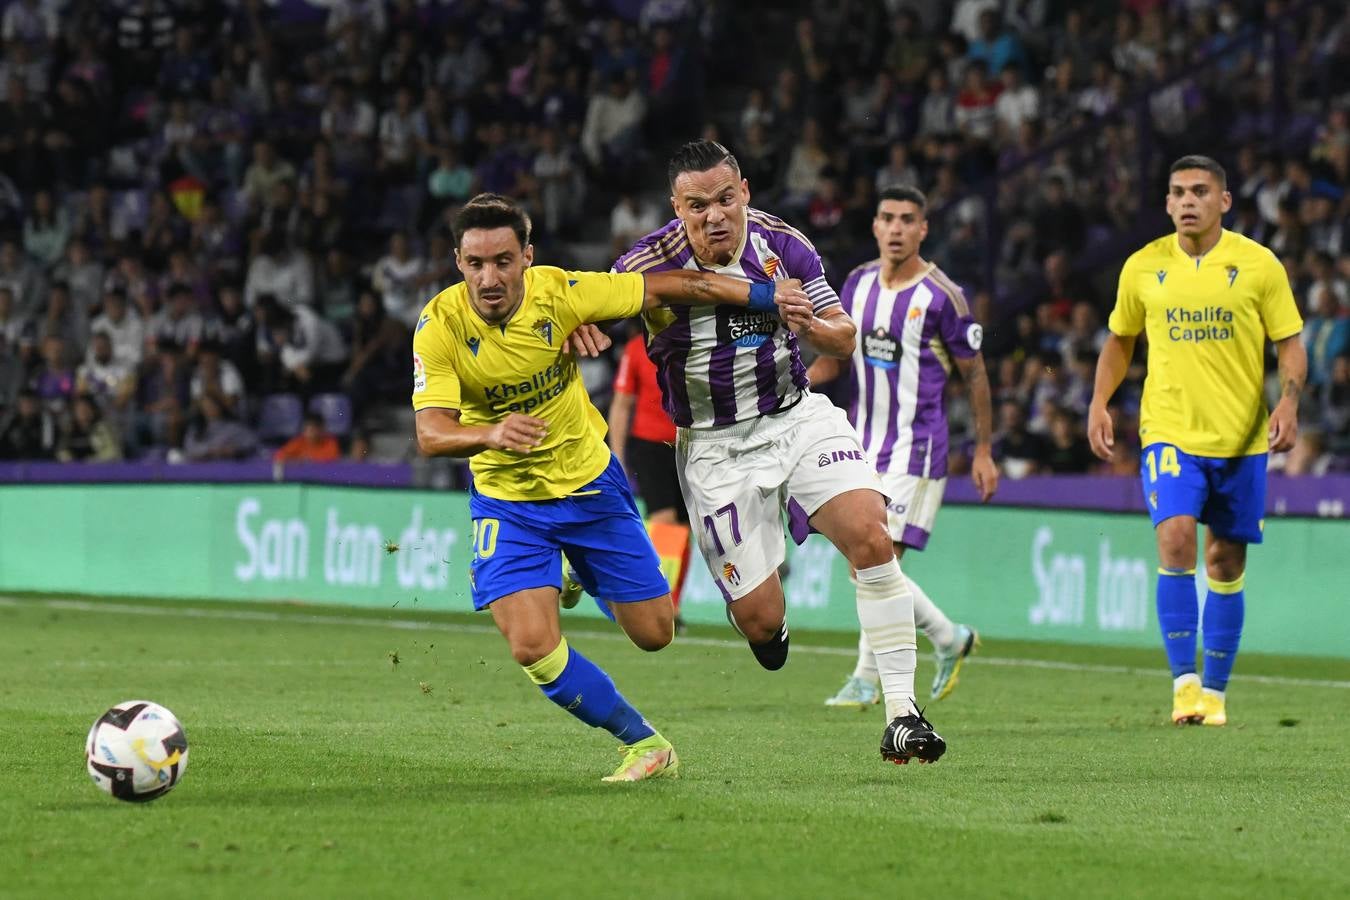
1088 155 1306 727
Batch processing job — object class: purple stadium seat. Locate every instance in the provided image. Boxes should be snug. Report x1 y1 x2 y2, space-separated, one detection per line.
257 393 304 443
309 392 353 437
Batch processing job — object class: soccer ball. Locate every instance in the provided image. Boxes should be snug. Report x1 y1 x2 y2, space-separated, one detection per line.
85 700 189 802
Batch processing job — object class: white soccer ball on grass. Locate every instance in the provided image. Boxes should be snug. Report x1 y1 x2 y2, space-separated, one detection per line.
85 700 189 802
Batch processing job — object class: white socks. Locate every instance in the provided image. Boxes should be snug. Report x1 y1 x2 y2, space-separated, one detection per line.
854 558 917 720
853 573 956 683
910 575 956 651
851 630 879 682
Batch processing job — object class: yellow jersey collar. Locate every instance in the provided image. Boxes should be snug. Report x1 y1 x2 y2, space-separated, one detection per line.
1172 228 1229 267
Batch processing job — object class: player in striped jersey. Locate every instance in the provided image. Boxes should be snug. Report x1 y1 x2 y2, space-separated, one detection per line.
809 186 998 707
615 141 947 764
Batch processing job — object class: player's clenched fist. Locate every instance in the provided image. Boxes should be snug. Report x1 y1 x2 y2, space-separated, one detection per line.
487 413 548 452
774 278 813 332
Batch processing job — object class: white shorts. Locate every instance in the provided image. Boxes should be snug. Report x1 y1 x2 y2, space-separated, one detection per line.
676 392 883 601
879 471 946 550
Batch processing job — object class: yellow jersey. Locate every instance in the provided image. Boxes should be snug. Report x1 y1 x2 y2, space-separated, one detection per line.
412 266 645 500
1108 229 1303 457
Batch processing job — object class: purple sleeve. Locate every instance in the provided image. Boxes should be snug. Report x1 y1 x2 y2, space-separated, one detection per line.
771 229 839 313
936 291 981 359
613 220 683 273
773 227 825 283
612 245 639 273
614 238 675 274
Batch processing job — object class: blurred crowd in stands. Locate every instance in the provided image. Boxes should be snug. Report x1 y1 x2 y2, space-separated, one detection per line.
0 0 1346 478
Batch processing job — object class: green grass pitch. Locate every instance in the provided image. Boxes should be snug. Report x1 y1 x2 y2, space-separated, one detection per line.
1 594 1346 899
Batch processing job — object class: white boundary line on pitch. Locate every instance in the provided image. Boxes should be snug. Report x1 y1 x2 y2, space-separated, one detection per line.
3 595 1348 690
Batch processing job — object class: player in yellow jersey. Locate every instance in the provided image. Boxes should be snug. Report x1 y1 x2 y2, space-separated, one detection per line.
1088 156 1306 727
412 194 811 780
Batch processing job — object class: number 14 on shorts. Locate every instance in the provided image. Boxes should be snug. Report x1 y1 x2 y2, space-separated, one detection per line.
1146 446 1181 482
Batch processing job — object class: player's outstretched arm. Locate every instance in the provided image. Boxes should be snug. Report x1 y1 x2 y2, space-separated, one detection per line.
1268 334 1307 453
415 408 547 457
955 352 998 501
1087 332 1137 460
640 270 808 313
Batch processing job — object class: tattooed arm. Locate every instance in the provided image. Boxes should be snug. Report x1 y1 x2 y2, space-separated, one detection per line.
1268 334 1307 453
640 270 808 312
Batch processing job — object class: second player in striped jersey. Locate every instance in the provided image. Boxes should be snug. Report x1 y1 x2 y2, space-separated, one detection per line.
615 185 837 428
615 140 947 765
809 186 998 707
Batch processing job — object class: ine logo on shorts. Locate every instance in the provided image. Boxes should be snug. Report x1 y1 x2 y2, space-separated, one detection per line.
722 562 741 586
818 449 865 467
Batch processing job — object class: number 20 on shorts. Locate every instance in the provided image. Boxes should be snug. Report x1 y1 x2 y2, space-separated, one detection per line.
1146 446 1181 482
471 518 499 560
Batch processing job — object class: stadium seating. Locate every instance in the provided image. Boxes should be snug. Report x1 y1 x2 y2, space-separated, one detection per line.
257 394 305 446
309 393 353 438
0 0 1342 474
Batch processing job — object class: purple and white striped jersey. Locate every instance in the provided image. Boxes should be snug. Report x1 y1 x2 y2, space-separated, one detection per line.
840 261 982 478
613 209 841 428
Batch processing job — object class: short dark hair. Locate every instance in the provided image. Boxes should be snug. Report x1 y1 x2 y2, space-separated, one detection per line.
667 140 740 191
1169 154 1227 189
877 185 928 213
452 193 531 250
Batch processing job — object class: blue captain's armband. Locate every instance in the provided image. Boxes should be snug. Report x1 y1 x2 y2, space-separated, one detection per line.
747 281 777 312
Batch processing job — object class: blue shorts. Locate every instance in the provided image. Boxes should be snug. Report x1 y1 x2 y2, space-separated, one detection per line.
1140 443 1265 544
467 455 671 610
